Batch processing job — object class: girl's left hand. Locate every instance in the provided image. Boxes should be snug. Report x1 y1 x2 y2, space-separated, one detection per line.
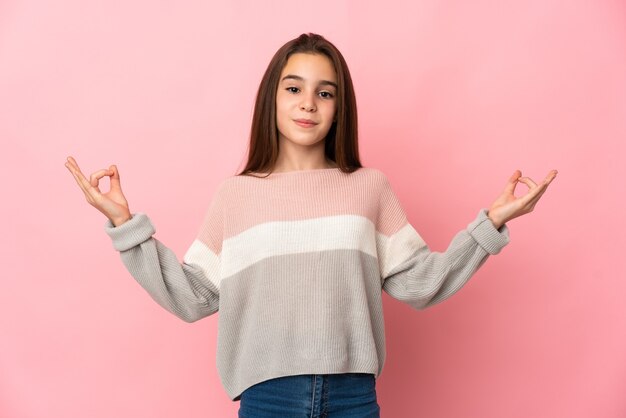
487 169 558 229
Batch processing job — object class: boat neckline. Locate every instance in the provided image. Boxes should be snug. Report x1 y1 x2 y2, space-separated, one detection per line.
250 167 343 176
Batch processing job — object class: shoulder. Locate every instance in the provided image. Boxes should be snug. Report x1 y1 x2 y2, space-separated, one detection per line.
209 176 230 197
213 172 263 201
356 166 392 189
202 175 236 208
345 166 385 180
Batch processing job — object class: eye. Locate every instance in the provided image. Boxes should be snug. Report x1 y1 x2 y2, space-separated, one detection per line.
320 91 334 99
286 87 299 93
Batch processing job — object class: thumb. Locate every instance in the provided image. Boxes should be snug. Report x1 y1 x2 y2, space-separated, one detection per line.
503 170 521 194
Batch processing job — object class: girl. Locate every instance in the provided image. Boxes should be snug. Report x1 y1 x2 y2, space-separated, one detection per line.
65 33 557 418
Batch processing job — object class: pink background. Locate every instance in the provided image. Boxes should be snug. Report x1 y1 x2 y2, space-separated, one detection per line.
2 1 625 417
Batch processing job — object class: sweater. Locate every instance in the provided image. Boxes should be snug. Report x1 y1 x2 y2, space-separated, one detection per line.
103 166 510 401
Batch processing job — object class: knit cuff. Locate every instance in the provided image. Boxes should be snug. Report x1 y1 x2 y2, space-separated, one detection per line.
104 212 156 252
467 209 510 255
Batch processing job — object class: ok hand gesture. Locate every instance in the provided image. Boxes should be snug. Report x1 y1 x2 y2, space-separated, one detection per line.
64 156 132 227
487 169 558 229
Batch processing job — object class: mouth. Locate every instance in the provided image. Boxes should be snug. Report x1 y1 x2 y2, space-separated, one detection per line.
293 119 318 128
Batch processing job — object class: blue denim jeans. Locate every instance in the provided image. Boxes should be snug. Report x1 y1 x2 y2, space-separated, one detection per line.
237 372 381 418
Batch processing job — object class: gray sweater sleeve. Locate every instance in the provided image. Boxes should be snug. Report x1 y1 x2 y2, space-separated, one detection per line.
382 209 510 310
103 212 220 323
378 175 510 310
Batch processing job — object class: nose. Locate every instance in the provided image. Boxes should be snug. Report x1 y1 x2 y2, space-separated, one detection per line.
299 91 316 112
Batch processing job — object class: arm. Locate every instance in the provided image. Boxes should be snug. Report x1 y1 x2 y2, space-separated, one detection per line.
377 167 557 310
380 208 509 310
104 212 221 322
64 156 223 322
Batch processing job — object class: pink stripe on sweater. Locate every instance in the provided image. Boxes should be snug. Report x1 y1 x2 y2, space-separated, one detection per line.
196 167 408 252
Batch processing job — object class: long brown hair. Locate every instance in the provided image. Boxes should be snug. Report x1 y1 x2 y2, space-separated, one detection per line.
237 33 362 178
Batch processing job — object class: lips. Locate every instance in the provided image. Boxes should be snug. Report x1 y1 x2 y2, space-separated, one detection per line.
294 119 318 127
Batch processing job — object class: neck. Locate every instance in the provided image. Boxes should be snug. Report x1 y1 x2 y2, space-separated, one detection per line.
272 157 337 173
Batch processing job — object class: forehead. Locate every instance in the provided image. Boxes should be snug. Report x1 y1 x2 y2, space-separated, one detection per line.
280 53 337 82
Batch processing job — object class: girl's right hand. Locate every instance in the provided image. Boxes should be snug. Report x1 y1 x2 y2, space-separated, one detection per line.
65 156 132 227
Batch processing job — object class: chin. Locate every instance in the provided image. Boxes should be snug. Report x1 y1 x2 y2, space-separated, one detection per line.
279 132 328 147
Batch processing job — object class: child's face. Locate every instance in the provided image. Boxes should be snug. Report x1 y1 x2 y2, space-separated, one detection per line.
275 53 337 152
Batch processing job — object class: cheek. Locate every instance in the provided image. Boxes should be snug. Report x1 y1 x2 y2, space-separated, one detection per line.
324 103 337 119
275 98 289 126
275 94 292 115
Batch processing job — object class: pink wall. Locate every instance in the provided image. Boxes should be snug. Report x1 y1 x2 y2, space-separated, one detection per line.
2 1 624 417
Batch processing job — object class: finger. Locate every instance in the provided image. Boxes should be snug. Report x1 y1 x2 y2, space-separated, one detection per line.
89 169 113 190
109 164 123 192
515 170 557 209
66 155 79 168
65 157 96 196
543 169 558 185
503 170 522 194
65 156 86 179
511 178 545 205
517 176 538 189
527 183 548 203
520 180 554 212
528 175 554 204
517 171 557 200
532 171 557 196
65 157 112 202
66 156 87 176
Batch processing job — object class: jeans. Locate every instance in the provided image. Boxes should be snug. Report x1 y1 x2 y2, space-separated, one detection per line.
237 372 381 418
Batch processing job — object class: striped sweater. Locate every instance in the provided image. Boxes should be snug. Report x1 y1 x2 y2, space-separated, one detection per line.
104 166 510 401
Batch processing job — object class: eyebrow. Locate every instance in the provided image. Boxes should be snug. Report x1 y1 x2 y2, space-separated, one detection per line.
281 74 338 89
